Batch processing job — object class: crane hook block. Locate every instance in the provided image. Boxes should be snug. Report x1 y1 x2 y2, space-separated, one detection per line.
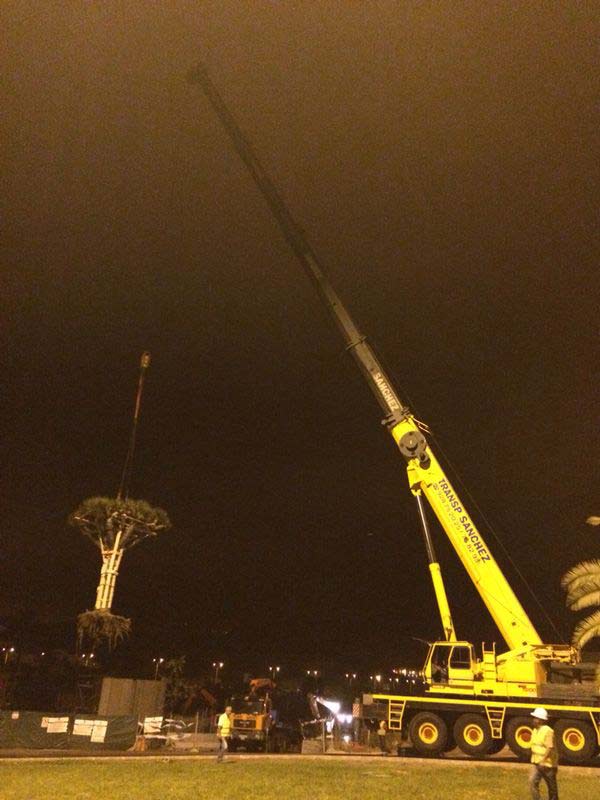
398 431 430 467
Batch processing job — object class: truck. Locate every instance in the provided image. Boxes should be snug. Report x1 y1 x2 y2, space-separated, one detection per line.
227 678 307 753
188 63 600 763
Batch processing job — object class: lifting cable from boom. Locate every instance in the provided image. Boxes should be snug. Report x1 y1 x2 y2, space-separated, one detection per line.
117 351 151 501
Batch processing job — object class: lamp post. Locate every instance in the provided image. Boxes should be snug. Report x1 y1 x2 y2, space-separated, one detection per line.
3 647 15 666
306 669 319 686
213 661 224 682
153 657 164 679
345 672 357 686
370 674 382 691
269 665 280 681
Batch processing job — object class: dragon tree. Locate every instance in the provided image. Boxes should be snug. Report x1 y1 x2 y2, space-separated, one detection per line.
69 352 171 649
69 496 171 648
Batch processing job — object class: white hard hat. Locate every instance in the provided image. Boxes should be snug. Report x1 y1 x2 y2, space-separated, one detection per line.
531 707 548 721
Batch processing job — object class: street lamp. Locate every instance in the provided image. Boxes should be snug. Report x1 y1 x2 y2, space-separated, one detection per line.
269 665 280 680
213 661 224 682
153 657 164 679
4 647 15 665
345 672 357 685
371 674 382 690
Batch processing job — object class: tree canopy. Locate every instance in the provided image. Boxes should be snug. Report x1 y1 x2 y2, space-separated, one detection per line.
562 516 600 650
562 559 600 649
68 496 171 550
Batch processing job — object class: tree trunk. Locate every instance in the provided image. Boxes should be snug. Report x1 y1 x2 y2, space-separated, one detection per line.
94 530 124 611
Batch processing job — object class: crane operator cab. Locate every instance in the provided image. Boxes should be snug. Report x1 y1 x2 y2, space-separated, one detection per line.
424 642 477 691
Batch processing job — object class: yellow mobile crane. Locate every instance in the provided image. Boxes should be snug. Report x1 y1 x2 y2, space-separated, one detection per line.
187 64 600 763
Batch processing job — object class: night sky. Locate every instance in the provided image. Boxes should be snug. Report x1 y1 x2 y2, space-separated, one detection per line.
3 2 598 676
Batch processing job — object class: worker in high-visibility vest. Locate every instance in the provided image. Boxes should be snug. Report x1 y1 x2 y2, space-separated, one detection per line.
216 705 233 762
529 707 558 800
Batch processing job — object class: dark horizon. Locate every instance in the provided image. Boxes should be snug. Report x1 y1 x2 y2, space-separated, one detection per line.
3 2 598 678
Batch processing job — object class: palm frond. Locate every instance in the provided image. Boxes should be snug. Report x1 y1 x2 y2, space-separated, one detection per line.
566 577 600 606
561 560 600 591
571 609 600 650
568 589 600 612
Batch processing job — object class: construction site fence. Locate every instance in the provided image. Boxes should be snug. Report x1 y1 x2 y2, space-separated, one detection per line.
0 709 137 750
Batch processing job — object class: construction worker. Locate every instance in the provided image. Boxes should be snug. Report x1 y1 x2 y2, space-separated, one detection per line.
216 705 233 762
377 720 388 754
529 707 558 800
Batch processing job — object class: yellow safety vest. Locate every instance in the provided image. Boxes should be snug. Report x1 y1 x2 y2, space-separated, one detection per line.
217 712 232 736
530 725 558 768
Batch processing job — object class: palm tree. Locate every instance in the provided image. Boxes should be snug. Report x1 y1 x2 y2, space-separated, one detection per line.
69 496 171 649
561 516 600 650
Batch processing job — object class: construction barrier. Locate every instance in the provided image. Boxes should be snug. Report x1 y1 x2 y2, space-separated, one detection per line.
0 710 137 750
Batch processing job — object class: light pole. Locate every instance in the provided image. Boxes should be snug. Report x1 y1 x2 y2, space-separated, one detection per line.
306 669 319 685
153 657 164 679
3 647 15 666
269 665 280 681
370 674 382 691
213 661 224 682
345 672 357 686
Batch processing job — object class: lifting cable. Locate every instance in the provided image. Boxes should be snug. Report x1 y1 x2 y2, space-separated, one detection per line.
117 352 151 502
373 346 565 642
427 426 565 643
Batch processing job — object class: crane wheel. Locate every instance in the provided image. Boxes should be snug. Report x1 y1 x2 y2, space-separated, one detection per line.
505 717 533 761
408 712 448 757
453 714 493 756
554 719 597 764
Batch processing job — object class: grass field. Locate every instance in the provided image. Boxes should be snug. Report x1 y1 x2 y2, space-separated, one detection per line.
1 757 598 800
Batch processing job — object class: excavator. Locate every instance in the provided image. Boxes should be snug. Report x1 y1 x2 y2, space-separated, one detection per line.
187 63 600 763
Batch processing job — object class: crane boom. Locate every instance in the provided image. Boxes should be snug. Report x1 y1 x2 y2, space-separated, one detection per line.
187 62 544 653
187 62 406 428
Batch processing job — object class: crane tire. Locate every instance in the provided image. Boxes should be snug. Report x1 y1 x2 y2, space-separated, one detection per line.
453 714 493 756
408 712 448 757
506 716 534 761
554 719 597 764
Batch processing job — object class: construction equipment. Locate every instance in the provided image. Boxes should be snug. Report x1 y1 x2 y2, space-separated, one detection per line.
188 63 600 763
227 678 304 752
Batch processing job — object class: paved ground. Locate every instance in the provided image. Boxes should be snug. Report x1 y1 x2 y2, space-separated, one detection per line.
1 749 598 774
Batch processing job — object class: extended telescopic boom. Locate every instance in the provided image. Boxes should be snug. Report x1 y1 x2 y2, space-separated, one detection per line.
187 62 544 653
187 62 407 430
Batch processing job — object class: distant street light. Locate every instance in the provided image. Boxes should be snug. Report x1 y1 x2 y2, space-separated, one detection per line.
153 657 164 680
213 661 224 682
345 672 357 685
370 674 382 690
269 665 280 680
4 647 15 666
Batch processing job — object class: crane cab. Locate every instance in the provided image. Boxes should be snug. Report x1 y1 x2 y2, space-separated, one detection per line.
424 641 478 693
